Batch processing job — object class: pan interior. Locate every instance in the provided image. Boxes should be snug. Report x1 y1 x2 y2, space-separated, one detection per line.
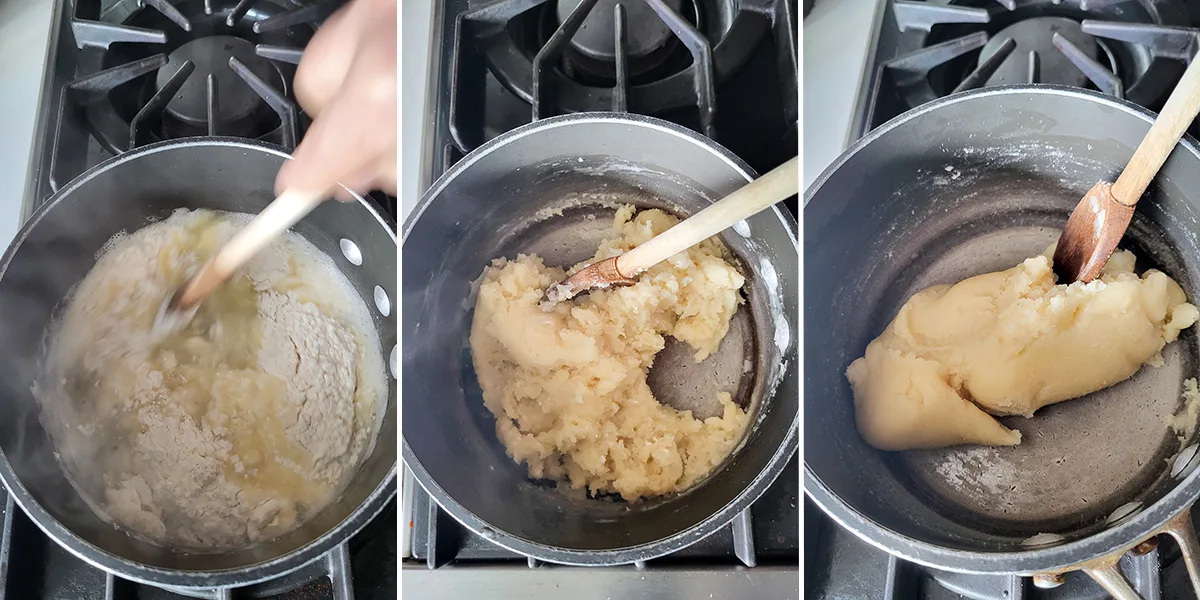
0 142 397 573
453 176 777 496
804 89 1200 554
403 147 797 553
486 201 758 419
889 217 1195 537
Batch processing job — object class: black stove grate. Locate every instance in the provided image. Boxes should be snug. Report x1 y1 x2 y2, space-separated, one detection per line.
861 0 1200 137
439 0 797 180
50 0 320 193
805 496 1200 600
1 492 397 600
35 0 396 224
526 0 719 136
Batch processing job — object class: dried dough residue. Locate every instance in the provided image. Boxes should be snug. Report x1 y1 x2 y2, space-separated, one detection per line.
1170 378 1200 445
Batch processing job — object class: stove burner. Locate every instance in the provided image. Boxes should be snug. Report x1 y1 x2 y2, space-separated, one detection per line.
50 0 315 175
554 0 687 81
158 35 282 127
864 0 1197 136
978 16 1098 87
555 0 681 61
450 0 785 151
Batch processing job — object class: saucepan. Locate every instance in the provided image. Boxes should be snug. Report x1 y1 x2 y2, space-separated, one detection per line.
804 86 1200 598
402 112 798 564
0 138 397 591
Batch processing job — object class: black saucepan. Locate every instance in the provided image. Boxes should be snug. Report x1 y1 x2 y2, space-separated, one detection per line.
805 85 1200 598
403 112 798 565
0 138 397 591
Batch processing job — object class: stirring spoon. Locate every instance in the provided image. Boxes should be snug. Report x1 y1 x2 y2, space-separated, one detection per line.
154 189 327 332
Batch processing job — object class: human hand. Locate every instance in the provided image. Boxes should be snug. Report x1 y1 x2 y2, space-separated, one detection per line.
275 0 397 201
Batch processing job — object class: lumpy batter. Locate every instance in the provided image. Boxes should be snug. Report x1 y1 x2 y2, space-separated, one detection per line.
36 209 386 550
470 206 751 500
848 249 1199 451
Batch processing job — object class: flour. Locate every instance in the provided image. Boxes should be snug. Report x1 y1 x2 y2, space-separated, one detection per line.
36 209 384 550
258 290 360 481
933 445 1020 500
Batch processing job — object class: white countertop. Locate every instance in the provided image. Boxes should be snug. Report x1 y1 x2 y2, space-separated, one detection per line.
400 0 436 223
398 0 436 561
802 0 886 191
0 0 55 247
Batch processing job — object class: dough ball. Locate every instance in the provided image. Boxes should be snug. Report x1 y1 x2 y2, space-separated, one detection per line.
848 250 1198 451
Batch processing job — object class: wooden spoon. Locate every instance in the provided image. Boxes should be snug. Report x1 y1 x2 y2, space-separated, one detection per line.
541 157 799 308
155 189 327 331
1054 56 1200 283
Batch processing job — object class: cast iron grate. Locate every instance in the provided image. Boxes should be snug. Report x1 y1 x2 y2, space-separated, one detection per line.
805 497 1200 599
445 0 797 154
49 0 330 193
862 0 1200 136
1 489 397 600
40 0 396 225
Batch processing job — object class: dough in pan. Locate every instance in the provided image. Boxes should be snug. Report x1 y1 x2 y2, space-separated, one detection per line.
847 249 1199 451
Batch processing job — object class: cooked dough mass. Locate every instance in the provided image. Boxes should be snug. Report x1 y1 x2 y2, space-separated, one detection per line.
847 249 1199 451
36 209 386 550
470 206 751 500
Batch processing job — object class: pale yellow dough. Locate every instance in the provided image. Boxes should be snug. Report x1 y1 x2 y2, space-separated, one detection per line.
847 249 1199 451
470 206 751 500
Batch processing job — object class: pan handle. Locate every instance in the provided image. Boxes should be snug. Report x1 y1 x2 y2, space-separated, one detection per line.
1162 511 1200 594
1082 510 1200 600
1082 562 1143 600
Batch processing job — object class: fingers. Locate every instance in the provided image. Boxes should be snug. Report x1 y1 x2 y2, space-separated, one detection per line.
293 1 367 118
275 0 397 200
329 150 397 200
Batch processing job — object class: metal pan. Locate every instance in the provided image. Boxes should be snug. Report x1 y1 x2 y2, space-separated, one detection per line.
402 112 798 564
0 138 397 590
804 86 1200 599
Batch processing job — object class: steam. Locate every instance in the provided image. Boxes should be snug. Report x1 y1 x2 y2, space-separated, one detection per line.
0 226 101 527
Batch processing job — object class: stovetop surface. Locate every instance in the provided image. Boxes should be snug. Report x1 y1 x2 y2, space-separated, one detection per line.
25 0 397 222
407 0 799 577
3 495 397 600
809 1 1200 598
856 0 1200 138
4 1 396 599
427 0 798 203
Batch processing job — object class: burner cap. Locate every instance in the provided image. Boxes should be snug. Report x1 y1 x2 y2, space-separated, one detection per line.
555 0 683 62
978 17 1098 88
156 36 282 127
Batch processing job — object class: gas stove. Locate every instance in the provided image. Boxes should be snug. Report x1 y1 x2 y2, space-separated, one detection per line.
23 0 397 222
2 2 396 599
858 0 1200 137
805 1 1200 599
402 0 798 597
423 0 798 209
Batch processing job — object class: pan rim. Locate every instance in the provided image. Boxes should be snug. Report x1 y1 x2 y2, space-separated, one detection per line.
401 111 800 564
803 83 1200 574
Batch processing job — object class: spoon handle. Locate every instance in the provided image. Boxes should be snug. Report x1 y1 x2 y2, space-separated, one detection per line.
615 157 799 277
176 189 326 308
1112 56 1200 206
